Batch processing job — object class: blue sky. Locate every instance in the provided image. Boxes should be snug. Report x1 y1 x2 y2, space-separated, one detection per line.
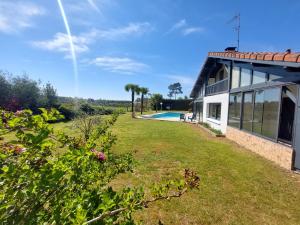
0 0 299 100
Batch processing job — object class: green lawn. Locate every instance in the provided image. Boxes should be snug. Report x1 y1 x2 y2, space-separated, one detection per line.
3 113 300 224
109 113 300 225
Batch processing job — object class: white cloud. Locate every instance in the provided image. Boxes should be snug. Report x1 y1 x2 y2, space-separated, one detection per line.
167 19 204 36
32 32 90 56
87 0 100 12
182 27 205 36
0 1 45 33
167 75 195 86
67 0 113 14
95 22 153 40
32 23 153 57
167 19 187 33
90 57 149 74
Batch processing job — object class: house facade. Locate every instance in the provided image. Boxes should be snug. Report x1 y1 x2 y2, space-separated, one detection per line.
190 49 300 170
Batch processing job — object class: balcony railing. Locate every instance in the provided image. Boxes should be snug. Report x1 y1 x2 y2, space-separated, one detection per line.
205 79 228 96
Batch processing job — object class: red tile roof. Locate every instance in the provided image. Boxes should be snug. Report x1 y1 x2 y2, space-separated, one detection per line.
208 51 300 63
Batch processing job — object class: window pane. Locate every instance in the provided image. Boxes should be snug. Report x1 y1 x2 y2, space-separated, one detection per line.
240 68 252 87
242 92 254 132
223 65 229 79
261 88 280 139
228 93 241 128
208 103 221 120
253 90 264 134
253 71 266 84
216 104 221 120
231 67 240 89
269 74 282 81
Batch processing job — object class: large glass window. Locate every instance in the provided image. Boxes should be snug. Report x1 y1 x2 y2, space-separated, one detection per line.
228 92 242 128
230 86 292 142
253 90 264 134
240 68 252 87
231 67 240 89
242 92 254 132
252 71 266 84
261 88 281 139
208 103 221 120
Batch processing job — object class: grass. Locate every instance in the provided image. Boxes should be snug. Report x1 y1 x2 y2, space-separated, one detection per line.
2 113 300 224
109 113 300 225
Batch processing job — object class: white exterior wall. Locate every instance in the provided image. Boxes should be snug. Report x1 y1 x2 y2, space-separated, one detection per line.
203 93 229 133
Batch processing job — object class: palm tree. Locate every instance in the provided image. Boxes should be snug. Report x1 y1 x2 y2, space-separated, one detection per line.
150 93 163 112
139 87 149 114
125 84 140 118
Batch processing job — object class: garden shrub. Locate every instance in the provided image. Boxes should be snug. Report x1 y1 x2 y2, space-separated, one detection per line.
199 122 223 135
0 109 199 224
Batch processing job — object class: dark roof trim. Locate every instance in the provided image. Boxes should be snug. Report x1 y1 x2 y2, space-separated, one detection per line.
189 58 209 98
211 56 300 68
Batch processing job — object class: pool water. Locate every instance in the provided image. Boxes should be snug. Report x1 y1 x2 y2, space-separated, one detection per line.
149 112 182 119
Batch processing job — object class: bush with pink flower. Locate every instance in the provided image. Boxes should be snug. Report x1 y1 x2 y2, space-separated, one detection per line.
0 108 199 224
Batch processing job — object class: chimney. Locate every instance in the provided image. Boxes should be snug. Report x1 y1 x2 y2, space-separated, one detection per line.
225 47 237 52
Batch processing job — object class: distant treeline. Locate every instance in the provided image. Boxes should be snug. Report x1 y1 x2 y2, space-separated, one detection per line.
0 71 58 112
58 96 131 108
0 71 127 120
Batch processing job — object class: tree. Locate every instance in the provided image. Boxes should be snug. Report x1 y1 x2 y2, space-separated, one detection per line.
11 75 41 112
139 87 149 115
168 82 183 100
150 93 163 112
80 103 95 115
0 72 11 109
125 84 140 118
43 82 58 108
87 98 95 104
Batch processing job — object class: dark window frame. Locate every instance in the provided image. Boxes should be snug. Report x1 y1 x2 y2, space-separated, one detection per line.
207 103 221 121
231 66 241 89
241 91 254 132
228 92 242 129
240 68 252 87
228 85 284 143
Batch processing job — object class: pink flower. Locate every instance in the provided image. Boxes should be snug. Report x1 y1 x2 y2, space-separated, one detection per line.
15 110 23 116
15 146 26 154
96 152 106 161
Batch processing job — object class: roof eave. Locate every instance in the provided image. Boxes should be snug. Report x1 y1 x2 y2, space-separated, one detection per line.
209 56 300 68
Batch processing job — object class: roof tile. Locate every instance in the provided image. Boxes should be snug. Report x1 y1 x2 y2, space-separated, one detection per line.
208 51 300 64
273 53 287 61
250 53 257 60
245 53 251 59
284 53 300 62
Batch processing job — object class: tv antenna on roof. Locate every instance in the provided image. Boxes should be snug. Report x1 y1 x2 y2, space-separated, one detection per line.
227 13 240 51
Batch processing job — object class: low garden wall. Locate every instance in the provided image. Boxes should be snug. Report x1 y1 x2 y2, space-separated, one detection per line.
226 127 294 170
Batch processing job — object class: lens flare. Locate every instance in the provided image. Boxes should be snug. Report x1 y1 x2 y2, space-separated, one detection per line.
56 0 79 97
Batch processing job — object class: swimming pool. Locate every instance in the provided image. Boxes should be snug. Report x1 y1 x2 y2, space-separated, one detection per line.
148 112 182 120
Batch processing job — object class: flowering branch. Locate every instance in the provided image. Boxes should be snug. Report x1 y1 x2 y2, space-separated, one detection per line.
84 169 199 224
